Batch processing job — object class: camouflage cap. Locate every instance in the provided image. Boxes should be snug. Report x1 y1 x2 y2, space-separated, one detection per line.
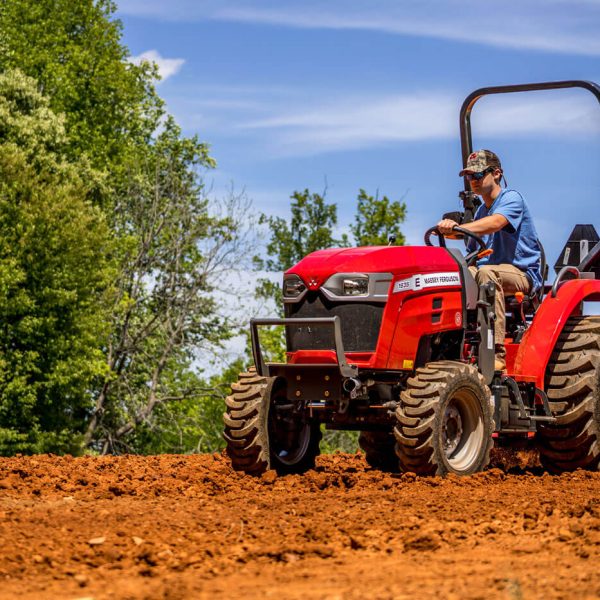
459 149 502 176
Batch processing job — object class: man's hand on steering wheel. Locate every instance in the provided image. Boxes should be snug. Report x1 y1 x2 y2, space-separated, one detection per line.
424 222 490 267
437 218 460 237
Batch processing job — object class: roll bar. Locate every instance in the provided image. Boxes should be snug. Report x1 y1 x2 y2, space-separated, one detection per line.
459 80 600 191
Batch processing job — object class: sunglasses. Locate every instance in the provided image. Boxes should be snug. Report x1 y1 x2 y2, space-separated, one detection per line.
465 168 494 181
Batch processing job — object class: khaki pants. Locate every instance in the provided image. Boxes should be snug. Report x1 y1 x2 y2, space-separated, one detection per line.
468 264 531 347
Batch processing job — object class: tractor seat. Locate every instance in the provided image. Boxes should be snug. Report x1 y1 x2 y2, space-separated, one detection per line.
506 280 541 316
506 239 548 318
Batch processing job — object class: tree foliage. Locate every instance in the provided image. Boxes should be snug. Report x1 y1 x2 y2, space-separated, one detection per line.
127 359 245 455
255 187 407 306
257 187 407 274
0 71 112 454
351 189 407 246
84 119 250 453
0 0 162 179
255 189 349 273
253 189 349 307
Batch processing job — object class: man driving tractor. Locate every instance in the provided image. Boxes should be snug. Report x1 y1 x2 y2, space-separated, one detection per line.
226 81 600 479
437 149 543 372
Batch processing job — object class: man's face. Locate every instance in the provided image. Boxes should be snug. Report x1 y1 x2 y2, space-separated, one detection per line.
467 167 500 195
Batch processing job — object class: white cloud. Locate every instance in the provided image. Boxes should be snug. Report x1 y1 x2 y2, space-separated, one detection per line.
118 0 600 56
241 93 457 154
475 95 600 138
232 90 600 157
158 77 600 158
130 49 185 82
160 83 300 132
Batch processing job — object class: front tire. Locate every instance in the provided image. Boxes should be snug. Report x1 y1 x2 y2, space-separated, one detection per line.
394 361 494 476
223 370 321 475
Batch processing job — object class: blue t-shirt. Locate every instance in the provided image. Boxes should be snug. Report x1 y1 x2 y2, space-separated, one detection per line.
466 189 543 290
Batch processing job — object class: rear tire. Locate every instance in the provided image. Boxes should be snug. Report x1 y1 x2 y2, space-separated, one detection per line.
394 361 494 476
537 316 600 472
358 431 399 472
223 370 321 475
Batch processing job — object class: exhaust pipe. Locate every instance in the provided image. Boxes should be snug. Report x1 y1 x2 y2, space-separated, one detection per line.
343 377 363 400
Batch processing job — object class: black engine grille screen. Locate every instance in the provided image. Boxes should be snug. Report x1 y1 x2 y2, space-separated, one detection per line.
285 292 384 353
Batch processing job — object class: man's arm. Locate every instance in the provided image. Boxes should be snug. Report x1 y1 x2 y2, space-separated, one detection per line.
437 214 508 236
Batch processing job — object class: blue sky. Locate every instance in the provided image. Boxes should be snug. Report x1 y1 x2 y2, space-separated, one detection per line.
116 0 600 271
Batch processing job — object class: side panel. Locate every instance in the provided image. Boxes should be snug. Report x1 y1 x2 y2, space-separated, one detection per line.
386 291 464 370
514 279 600 388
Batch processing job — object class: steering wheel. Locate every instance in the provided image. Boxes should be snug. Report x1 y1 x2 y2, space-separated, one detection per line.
424 225 488 267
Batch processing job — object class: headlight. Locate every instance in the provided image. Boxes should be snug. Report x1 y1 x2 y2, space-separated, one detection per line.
283 275 306 298
342 277 369 296
321 272 391 302
322 274 370 297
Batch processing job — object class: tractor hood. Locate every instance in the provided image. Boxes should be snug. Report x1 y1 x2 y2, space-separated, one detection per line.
286 245 460 292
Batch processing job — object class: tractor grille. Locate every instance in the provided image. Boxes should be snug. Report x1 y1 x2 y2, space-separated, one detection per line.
285 292 384 353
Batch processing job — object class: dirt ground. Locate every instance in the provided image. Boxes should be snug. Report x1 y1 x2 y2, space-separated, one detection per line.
0 452 598 600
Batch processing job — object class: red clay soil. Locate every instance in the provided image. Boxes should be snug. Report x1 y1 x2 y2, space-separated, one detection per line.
0 452 598 600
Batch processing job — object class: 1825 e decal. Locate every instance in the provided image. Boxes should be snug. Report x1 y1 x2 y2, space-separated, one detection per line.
393 272 460 294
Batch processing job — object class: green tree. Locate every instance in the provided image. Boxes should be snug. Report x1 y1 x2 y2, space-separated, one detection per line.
83 118 255 454
253 188 349 303
0 0 162 182
0 70 112 454
127 359 245 455
255 189 349 275
350 189 407 246
255 187 407 288
254 187 407 308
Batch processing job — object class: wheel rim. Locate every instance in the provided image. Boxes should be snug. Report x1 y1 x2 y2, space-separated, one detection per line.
443 388 484 473
269 381 312 466
443 404 463 456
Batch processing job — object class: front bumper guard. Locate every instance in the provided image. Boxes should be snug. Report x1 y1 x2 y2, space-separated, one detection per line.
250 316 358 379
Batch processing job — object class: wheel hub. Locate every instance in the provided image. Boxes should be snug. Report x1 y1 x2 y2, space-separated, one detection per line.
443 404 463 457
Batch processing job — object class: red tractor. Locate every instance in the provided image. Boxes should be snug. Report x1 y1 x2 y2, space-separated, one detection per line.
223 80 600 476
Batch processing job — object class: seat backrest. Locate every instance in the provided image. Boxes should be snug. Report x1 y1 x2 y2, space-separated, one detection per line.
506 238 546 316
